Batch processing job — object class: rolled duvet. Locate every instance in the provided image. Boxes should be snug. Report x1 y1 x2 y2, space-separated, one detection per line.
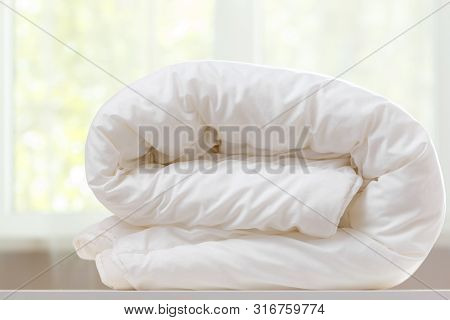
74 61 445 290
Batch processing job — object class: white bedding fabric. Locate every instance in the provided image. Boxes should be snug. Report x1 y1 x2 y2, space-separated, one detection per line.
74 61 445 290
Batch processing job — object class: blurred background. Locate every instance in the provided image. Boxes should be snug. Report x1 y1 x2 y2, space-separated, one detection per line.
0 0 449 289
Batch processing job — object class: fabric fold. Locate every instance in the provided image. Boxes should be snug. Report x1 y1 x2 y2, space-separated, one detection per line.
75 61 445 290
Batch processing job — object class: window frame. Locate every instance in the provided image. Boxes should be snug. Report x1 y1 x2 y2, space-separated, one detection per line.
0 0 448 242
434 0 450 232
0 0 260 241
1 0 14 220
0 1 107 241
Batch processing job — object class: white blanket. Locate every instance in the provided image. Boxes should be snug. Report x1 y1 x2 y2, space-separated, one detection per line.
74 61 445 290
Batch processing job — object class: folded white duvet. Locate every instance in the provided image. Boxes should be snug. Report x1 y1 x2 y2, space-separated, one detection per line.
75 61 445 290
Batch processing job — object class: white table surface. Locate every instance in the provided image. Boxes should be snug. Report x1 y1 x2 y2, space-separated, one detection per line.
1 290 449 300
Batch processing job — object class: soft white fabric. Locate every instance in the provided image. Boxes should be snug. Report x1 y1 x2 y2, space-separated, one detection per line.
74 61 445 290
